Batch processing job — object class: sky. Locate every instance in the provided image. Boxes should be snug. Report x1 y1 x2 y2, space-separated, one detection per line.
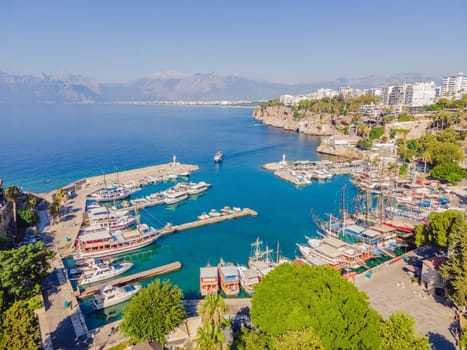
1 0 466 83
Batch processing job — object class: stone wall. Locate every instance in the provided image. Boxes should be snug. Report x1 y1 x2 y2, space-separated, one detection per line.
0 200 15 242
252 106 353 136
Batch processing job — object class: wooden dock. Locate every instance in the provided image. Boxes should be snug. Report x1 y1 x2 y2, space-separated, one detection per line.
75 261 182 298
164 208 258 234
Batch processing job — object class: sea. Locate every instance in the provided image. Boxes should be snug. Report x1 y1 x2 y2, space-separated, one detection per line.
0 104 359 329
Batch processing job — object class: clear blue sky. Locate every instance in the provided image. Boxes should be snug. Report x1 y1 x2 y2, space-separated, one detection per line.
1 0 466 82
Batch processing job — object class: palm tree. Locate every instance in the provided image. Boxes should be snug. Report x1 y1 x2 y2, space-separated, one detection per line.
198 294 228 327
421 152 432 174
24 193 37 209
194 322 226 350
4 185 21 230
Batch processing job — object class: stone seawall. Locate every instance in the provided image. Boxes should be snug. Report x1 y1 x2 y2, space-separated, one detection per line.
252 106 352 136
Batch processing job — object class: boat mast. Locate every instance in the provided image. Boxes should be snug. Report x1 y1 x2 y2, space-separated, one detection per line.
341 184 346 236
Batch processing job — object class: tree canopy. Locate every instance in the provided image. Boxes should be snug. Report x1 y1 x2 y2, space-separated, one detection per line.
378 312 430 350
431 163 467 184
251 263 381 350
0 299 41 350
415 210 465 248
273 328 323 350
0 242 53 303
195 293 229 350
120 279 186 345
439 215 467 307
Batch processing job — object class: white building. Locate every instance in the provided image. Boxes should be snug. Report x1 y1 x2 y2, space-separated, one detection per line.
279 94 310 106
441 72 467 99
337 87 367 99
382 83 408 106
405 81 436 107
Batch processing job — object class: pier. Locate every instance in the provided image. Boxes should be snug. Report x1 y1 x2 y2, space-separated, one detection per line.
75 261 182 298
165 208 258 234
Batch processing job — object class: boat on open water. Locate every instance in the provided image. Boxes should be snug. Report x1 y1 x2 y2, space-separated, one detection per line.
213 151 223 163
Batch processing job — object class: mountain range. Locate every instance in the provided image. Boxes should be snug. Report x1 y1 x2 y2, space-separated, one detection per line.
0 70 438 104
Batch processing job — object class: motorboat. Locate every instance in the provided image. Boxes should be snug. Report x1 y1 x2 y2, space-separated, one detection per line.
187 181 211 196
78 261 133 286
214 151 223 163
92 284 141 310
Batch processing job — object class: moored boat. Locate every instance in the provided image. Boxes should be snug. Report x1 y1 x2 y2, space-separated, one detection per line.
237 265 260 295
200 266 219 296
78 261 133 286
75 223 169 259
92 284 141 310
187 181 211 195
218 260 240 296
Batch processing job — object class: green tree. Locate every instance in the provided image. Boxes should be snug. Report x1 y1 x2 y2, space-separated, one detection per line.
120 279 186 345
251 264 381 350
439 215 467 307
0 299 41 350
428 210 465 248
273 328 323 350
198 294 228 327
378 312 430 350
430 142 463 166
357 139 373 150
234 328 270 350
370 127 385 141
4 185 21 233
414 223 429 248
47 201 60 223
18 209 38 226
431 163 467 184
194 322 226 350
0 242 53 303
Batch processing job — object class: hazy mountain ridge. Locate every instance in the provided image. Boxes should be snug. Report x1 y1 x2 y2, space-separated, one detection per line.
0 70 439 104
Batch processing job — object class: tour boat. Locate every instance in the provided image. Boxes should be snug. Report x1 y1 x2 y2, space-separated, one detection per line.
213 151 223 163
78 260 133 286
237 265 260 295
75 223 171 259
92 284 141 310
218 259 240 296
200 266 219 296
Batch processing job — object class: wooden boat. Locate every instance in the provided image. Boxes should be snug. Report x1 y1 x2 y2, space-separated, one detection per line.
218 259 239 296
200 266 219 296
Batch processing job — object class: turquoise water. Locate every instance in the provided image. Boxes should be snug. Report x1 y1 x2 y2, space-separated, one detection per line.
0 104 358 329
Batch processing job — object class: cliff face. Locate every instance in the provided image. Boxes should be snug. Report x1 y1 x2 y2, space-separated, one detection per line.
252 106 352 135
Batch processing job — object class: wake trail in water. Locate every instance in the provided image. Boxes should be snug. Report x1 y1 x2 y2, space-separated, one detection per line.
228 144 286 159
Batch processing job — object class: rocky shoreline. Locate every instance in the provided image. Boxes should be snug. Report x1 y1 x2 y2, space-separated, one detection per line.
252 105 352 136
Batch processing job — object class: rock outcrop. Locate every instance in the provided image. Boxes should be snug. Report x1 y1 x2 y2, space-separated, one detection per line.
316 144 364 160
252 106 352 135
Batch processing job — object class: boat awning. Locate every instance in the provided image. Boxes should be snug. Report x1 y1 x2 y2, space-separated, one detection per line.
362 229 381 238
316 245 342 259
221 266 238 278
345 224 366 233
200 267 218 278
370 224 396 233
323 236 348 249
121 230 141 239
307 256 328 266
79 230 112 242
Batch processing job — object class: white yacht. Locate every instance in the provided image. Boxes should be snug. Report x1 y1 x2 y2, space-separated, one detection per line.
78 261 133 286
164 191 188 205
187 181 211 195
214 151 223 163
92 284 141 310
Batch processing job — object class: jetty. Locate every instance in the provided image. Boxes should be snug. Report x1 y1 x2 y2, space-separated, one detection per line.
166 208 257 234
75 261 182 298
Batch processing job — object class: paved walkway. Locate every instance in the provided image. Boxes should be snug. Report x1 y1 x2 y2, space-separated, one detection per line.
355 253 457 350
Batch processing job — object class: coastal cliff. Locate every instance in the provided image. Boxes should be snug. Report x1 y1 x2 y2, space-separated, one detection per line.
316 144 364 159
252 106 352 135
